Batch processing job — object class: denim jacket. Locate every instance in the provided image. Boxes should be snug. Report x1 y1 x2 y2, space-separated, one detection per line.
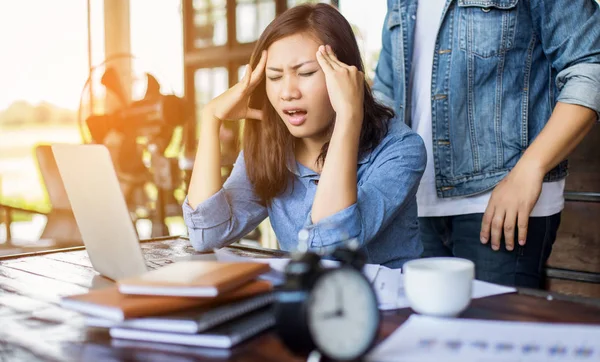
183 121 426 268
373 0 600 198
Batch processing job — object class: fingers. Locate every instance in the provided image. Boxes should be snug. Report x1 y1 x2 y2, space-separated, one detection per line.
245 108 264 122
324 45 346 69
482 198 531 252
480 207 493 245
517 208 529 246
481 205 505 252
316 45 335 71
238 50 266 95
242 64 252 87
490 210 505 251
249 50 267 88
503 210 517 251
317 44 363 77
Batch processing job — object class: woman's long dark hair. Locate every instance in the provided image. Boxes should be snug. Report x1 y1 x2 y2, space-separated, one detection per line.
244 3 393 204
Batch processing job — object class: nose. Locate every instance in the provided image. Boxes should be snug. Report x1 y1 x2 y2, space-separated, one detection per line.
280 75 301 101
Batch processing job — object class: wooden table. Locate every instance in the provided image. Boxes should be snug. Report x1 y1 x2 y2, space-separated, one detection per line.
2 237 600 362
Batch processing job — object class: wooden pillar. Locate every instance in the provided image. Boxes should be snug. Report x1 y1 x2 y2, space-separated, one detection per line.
2 208 13 246
103 0 132 112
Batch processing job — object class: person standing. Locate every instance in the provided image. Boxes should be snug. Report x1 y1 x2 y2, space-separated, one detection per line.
373 0 600 287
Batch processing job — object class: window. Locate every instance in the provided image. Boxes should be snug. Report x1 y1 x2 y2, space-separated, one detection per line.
192 0 228 47
182 0 285 166
182 0 340 160
236 0 276 44
338 0 387 81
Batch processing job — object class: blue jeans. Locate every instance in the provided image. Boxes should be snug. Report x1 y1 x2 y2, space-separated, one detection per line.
419 213 561 288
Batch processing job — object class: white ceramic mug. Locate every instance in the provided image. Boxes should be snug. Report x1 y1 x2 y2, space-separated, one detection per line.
403 257 475 317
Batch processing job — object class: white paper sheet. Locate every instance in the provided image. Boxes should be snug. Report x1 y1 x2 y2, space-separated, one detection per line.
372 266 403 310
212 250 516 311
373 269 516 311
213 249 398 307
368 314 600 361
470 279 517 299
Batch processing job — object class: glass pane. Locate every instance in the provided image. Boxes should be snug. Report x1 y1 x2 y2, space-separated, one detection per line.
130 0 184 96
193 0 227 47
238 65 247 82
338 0 387 80
236 3 257 43
258 2 276 38
194 67 228 137
236 1 275 44
287 0 332 8
194 0 225 10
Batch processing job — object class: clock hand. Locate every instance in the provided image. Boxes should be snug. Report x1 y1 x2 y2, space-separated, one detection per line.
321 286 345 320
334 284 345 317
321 309 344 320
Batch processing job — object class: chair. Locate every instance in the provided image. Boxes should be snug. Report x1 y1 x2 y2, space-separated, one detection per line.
35 144 82 245
0 145 82 250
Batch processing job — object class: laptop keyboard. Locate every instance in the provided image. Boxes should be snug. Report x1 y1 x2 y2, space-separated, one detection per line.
145 258 175 270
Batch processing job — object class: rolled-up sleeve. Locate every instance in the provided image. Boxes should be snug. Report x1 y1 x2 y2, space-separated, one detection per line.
556 63 600 120
372 2 398 111
530 0 600 119
302 125 426 250
303 204 362 249
182 152 268 252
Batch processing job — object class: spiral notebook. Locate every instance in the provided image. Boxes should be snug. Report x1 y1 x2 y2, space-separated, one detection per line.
109 307 275 349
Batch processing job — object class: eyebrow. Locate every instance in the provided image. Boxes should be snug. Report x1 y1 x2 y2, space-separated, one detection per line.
266 60 317 72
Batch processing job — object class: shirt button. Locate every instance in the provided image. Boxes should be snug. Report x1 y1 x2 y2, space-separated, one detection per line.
411 15 416 20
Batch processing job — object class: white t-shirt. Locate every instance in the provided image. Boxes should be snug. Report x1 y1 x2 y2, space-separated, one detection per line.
410 0 564 217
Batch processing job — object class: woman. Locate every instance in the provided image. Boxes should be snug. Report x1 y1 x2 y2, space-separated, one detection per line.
184 3 426 268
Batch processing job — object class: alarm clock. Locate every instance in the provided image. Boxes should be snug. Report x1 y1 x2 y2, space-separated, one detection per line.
274 244 381 361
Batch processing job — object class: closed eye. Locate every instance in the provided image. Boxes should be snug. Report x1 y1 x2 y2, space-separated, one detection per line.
299 71 317 77
267 76 282 81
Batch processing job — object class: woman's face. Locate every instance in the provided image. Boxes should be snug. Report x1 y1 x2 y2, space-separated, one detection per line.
265 32 335 142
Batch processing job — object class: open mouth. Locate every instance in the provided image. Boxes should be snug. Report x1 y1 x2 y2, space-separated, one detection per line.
283 108 307 126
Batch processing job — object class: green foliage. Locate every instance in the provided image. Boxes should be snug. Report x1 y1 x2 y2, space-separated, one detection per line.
0 197 50 222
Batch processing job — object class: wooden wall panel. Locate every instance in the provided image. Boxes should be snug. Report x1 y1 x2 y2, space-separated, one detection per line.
548 202 600 274
547 279 600 300
546 125 600 297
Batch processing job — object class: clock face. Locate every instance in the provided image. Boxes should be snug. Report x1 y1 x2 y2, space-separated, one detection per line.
306 267 380 360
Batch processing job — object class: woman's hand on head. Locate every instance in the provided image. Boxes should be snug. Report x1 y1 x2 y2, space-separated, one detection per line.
316 45 364 127
203 50 267 123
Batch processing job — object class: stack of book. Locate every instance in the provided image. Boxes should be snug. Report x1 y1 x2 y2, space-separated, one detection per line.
61 261 275 349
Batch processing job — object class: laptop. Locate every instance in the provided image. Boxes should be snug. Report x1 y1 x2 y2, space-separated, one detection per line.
52 144 203 281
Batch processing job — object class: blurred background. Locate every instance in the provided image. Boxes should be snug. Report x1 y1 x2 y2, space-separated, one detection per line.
0 0 387 250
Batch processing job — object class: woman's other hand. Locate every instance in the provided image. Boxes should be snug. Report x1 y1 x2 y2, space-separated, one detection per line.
316 44 364 127
204 50 268 123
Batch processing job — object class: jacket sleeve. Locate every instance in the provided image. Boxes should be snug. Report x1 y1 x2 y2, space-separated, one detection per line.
372 0 398 110
182 152 268 252
529 0 600 119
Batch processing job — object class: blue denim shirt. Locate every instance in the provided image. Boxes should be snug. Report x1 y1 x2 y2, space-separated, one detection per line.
373 0 600 198
183 121 426 268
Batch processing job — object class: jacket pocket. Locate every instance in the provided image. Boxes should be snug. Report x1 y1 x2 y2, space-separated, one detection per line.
458 0 519 58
